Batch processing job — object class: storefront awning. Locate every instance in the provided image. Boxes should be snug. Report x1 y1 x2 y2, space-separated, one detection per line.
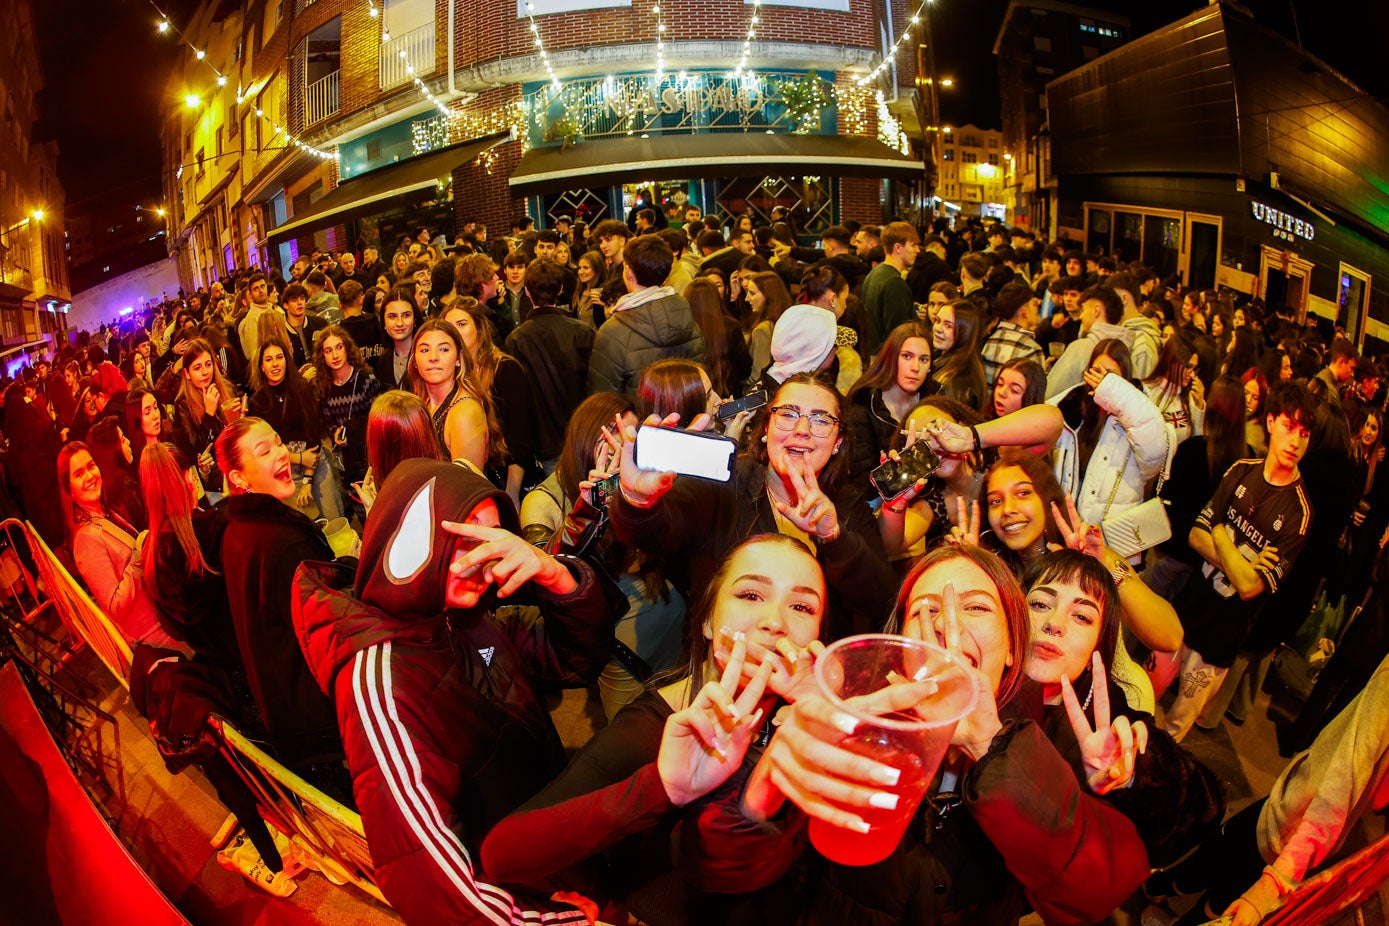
508 133 923 194
267 131 512 245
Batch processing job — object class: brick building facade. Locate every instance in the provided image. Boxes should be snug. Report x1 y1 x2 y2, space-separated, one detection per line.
163 0 926 286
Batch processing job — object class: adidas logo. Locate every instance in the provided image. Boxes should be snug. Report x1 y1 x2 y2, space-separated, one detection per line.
478 646 495 667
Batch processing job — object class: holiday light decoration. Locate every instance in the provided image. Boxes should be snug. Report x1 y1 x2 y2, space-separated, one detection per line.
858 0 931 85
523 1 564 93
652 1 666 84
732 0 762 76
151 0 337 159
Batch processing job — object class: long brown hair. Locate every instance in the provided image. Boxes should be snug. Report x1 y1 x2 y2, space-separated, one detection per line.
636 359 708 425
1204 375 1249 482
747 271 792 332
888 544 1030 709
445 297 511 396
556 392 635 502
58 441 101 539
176 338 235 426
409 318 507 467
141 442 213 586
685 278 733 395
747 374 849 494
312 325 369 389
366 390 443 488
848 321 934 402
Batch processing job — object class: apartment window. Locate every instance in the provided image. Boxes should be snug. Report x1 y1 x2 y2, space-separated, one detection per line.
1033 35 1051 52
1080 18 1095 32
988 153 999 165
942 148 954 161
987 137 998 148
197 148 206 175
962 151 977 163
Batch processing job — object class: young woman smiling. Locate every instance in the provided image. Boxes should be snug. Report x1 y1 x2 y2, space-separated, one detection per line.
612 374 896 641
736 544 1151 925
930 299 987 413
60 441 181 651
248 337 333 514
372 286 418 391
482 535 827 918
216 417 343 776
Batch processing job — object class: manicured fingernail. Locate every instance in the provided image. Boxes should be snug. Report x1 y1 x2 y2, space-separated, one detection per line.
849 817 871 834
733 630 746 643
748 708 764 727
830 711 858 735
871 765 901 787
869 791 899 810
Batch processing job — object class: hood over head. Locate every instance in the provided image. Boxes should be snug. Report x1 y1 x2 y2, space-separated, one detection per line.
354 458 520 622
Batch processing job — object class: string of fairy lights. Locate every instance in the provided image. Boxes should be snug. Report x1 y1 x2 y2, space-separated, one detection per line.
733 0 762 76
152 1 337 160
858 0 932 86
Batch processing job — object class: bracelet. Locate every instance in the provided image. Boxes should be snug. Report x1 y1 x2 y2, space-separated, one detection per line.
1109 556 1130 589
968 424 983 452
619 485 658 509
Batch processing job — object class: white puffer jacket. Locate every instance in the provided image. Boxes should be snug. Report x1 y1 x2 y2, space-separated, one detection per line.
1049 374 1173 527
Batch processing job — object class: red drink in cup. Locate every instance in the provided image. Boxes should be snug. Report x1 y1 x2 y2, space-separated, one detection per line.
807 634 977 867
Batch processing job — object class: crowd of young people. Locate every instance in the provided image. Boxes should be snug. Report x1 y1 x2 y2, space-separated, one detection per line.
13 210 1389 926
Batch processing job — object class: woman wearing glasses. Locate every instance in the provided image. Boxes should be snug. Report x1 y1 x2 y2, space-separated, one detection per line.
611 373 896 641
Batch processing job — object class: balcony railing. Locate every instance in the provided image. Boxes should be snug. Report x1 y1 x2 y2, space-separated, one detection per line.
379 23 434 91
306 70 341 126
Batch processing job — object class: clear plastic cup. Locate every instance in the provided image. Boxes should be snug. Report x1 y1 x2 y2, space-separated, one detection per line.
807 633 978 866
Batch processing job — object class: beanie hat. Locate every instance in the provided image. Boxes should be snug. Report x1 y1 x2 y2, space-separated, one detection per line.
766 304 837 383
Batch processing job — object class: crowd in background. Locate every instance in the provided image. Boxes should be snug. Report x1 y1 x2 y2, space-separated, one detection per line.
7 201 1389 926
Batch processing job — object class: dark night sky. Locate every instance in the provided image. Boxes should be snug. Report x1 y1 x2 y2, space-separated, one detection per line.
30 0 1389 208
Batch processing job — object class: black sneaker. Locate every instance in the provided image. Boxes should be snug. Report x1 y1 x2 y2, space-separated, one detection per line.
1224 709 1246 727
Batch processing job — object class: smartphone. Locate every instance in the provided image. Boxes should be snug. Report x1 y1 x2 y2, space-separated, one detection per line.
716 389 769 422
635 425 737 482
870 440 943 503
590 472 620 511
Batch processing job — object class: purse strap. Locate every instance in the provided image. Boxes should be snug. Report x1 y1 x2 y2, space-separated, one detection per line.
1101 427 1170 521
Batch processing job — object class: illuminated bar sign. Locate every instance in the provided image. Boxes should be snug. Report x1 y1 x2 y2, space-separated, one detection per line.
1251 201 1314 243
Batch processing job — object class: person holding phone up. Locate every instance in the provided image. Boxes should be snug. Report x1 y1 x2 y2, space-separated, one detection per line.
611 373 897 641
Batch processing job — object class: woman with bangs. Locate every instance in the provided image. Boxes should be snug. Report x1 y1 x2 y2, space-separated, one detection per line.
613 373 896 641
482 535 828 922
735 543 1152 925
248 336 333 515
1024 549 1224 870
988 357 1047 422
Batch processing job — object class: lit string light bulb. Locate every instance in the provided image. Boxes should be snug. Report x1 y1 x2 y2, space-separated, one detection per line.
652 1 666 85
732 0 761 76
523 1 564 93
857 0 930 85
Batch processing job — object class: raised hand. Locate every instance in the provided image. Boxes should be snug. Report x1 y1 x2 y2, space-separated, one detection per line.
1061 652 1147 795
877 448 928 513
766 637 826 703
1083 365 1110 394
617 413 679 507
936 581 1002 761
442 520 577 598
946 495 981 547
202 383 221 417
657 631 773 806
923 419 976 457
773 460 840 541
1050 493 1105 558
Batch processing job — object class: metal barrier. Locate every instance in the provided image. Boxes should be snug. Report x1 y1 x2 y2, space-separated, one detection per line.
14 518 134 688
209 715 385 904
3 517 387 906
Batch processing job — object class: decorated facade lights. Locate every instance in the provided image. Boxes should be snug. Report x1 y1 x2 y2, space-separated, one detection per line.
857 0 931 86
523 1 564 93
152 1 337 159
652 1 667 84
732 0 762 76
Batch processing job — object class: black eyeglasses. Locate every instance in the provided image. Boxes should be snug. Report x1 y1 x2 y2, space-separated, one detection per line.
769 405 839 437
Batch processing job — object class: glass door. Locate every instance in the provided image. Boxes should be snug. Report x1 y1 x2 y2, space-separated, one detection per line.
1183 213 1221 290
1339 263 1371 348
